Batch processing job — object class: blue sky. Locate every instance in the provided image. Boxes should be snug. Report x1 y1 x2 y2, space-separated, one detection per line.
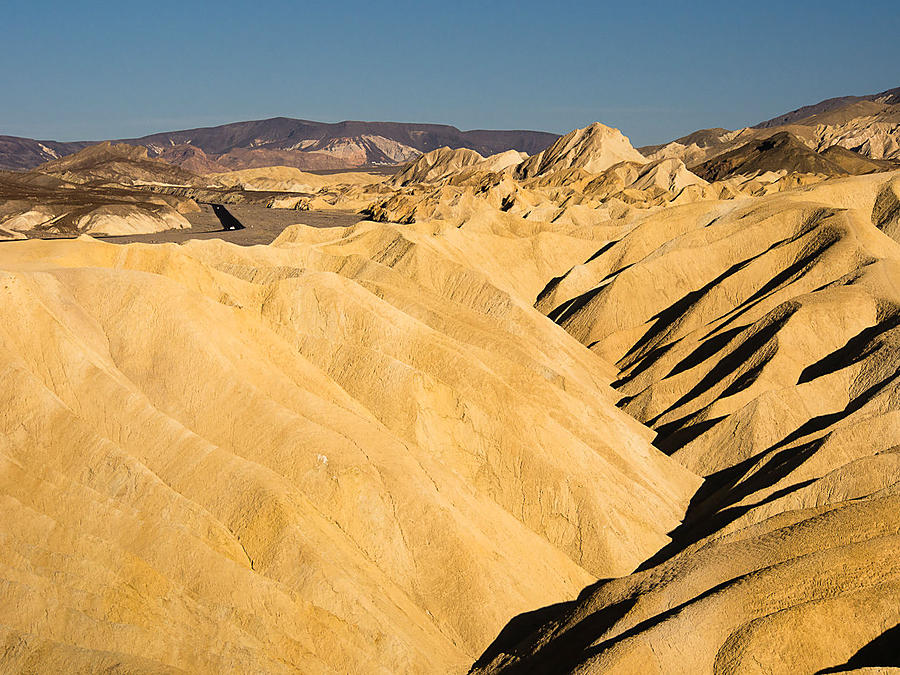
1 0 897 145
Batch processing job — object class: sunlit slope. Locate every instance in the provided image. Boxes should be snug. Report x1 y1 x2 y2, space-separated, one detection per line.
0 213 698 673
474 492 900 673
475 170 900 673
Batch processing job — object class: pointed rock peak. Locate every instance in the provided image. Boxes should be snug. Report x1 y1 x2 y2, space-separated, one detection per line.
516 122 646 178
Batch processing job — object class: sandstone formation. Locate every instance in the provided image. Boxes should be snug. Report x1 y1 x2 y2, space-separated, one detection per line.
394 147 491 186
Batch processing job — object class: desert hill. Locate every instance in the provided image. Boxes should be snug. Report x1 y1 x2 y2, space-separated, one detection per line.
153 143 231 174
207 165 384 192
0 118 560 172
344 123 843 227
517 123 646 178
3 110 900 674
392 147 526 186
394 147 488 185
641 85 900 168
0 135 92 171
820 144 900 174
691 131 853 181
131 118 558 163
0 205 704 671
279 121 900 672
753 85 900 128
5 87 897 175
0 169 196 238
0 145 377 238
0 144 207 238
34 141 200 187
475 169 900 674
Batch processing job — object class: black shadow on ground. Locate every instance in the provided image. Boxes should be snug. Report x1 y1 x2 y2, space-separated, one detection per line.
209 203 245 230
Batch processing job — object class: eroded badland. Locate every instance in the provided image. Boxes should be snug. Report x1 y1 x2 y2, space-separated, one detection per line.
1 88 899 673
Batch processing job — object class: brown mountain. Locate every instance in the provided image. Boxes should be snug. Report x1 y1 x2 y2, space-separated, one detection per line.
691 131 851 181
641 85 900 166
34 141 199 186
820 144 900 174
0 118 560 172
0 135 91 171
154 143 231 174
753 85 900 128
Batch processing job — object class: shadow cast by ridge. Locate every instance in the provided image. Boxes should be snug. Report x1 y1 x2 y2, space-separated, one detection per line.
209 203 246 231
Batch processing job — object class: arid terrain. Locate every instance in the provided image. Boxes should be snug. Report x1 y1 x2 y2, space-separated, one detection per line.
0 120 560 173
1 87 899 674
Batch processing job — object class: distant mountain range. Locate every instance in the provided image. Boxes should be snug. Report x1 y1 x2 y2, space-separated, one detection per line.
3 86 897 174
752 86 900 128
0 119 561 173
639 86 900 166
0 136 94 172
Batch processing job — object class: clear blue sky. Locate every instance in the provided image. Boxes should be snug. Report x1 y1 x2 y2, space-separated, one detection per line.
2 0 898 146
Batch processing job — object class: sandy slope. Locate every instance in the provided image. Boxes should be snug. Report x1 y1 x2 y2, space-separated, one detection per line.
3 115 900 674
207 166 384 192
476 170 900 674
0 212 698 672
